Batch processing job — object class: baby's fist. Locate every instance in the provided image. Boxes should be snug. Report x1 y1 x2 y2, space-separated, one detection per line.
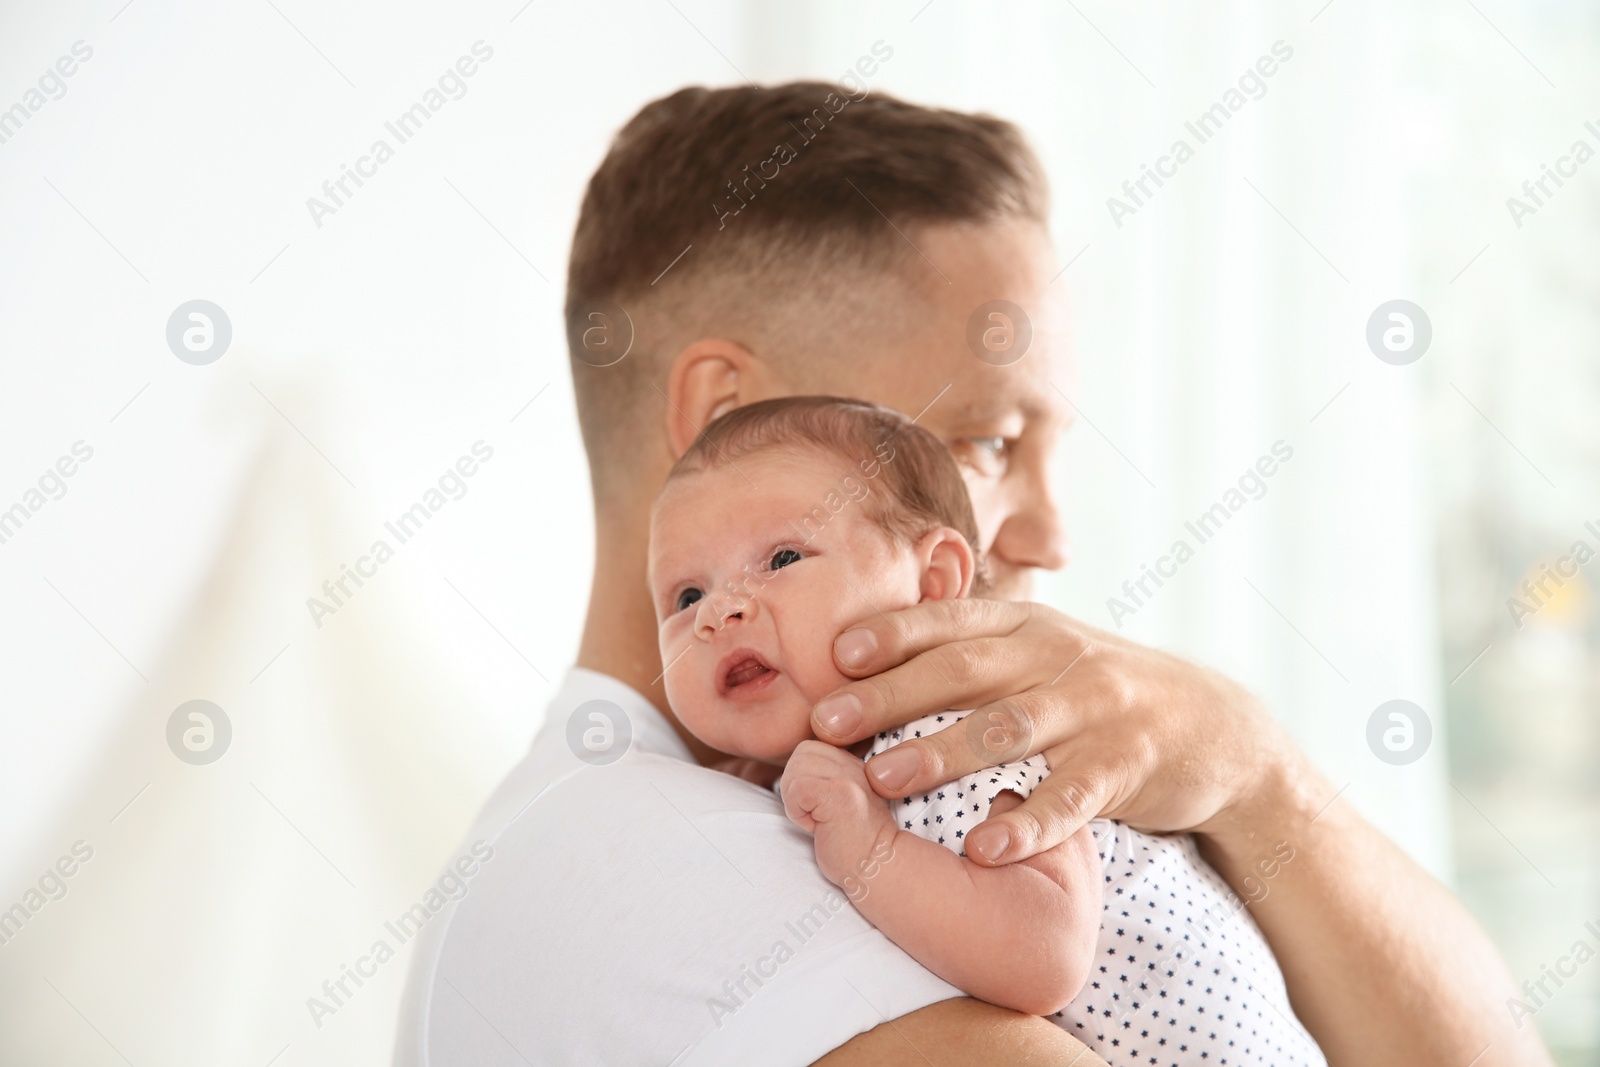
780 741 894 884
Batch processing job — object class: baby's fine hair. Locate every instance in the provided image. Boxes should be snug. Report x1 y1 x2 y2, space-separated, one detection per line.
668 396 988 593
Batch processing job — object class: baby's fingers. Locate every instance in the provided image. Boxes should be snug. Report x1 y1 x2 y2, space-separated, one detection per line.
782 772 863 830
780 775 823 834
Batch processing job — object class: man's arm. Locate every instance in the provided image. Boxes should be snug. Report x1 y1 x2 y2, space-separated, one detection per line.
813 998 1110 1067
1200 749 1552 1067
809 599 1555 1067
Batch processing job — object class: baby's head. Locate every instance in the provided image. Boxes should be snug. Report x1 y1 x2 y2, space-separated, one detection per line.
648 396 985 765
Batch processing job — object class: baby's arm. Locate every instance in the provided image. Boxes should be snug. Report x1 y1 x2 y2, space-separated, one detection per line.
781 741 1101 1016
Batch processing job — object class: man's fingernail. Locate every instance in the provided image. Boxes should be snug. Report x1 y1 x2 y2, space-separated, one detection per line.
866 746 919 792
814 693 862 737
968 825 1011 864
835 628 877 669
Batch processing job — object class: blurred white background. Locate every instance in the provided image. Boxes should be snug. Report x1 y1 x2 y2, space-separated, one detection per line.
0 0 1595 1063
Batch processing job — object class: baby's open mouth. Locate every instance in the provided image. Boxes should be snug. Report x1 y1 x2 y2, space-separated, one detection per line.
718 650 778 696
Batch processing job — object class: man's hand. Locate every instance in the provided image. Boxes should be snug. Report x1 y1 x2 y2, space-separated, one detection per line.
780 740 897 886
807 599 1301 865
806 598 1559 1066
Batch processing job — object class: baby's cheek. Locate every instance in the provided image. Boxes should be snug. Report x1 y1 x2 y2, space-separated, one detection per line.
661 648 712 729
785 600 913 707
659 657 687 712
782 640 851 707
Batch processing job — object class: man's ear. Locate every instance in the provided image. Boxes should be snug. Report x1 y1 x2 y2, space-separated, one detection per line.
915 527 976 602
665 338 769 458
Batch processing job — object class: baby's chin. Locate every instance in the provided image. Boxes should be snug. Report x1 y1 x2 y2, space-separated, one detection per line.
685 680 832 765
715 713 818 767
737 729 816 767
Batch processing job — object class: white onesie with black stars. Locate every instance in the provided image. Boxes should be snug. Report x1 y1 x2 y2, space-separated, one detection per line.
869 711 1327 1067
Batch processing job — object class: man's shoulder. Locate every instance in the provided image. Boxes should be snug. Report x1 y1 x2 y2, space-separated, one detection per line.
470 734 782 851
400 753 956 1066
395 671 959 1067
465 743 807 905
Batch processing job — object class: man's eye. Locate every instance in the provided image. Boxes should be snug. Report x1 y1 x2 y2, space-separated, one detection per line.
952 436 1012 475
971 437 1007 458
675 588 704 612
769 548 803 570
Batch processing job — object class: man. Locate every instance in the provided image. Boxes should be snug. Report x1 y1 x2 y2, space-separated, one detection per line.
395 82 1548 1065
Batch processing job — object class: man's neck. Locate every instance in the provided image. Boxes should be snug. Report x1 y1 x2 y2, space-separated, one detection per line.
575 511 726 767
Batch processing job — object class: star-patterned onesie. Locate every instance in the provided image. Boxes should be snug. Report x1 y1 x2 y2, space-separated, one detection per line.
868 711 1327 1067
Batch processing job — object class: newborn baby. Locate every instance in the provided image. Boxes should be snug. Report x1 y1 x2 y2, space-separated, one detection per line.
648 396 1324 1067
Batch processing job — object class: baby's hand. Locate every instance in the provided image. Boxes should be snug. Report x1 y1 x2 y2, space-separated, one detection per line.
780 740 896 886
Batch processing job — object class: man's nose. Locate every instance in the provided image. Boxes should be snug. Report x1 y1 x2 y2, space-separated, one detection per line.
990 478 1069 572
694 591 757 640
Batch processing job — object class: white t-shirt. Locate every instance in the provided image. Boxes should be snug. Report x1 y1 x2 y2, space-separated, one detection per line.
393 668 961 1067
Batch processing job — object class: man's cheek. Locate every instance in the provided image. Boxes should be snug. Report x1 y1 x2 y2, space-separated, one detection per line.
963 483 1002 549
985 565 1032 604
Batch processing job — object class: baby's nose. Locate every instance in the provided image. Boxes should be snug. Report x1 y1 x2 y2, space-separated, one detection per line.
694 591 756 638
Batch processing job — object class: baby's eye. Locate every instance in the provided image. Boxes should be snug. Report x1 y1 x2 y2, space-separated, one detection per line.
675 587 704 613
769 548 804 571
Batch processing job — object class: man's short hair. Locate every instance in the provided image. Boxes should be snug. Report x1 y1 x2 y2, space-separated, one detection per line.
566 81 1048 499
666 395 989 593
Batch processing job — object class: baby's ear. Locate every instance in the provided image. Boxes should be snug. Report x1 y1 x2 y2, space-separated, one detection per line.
916 526 976 602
